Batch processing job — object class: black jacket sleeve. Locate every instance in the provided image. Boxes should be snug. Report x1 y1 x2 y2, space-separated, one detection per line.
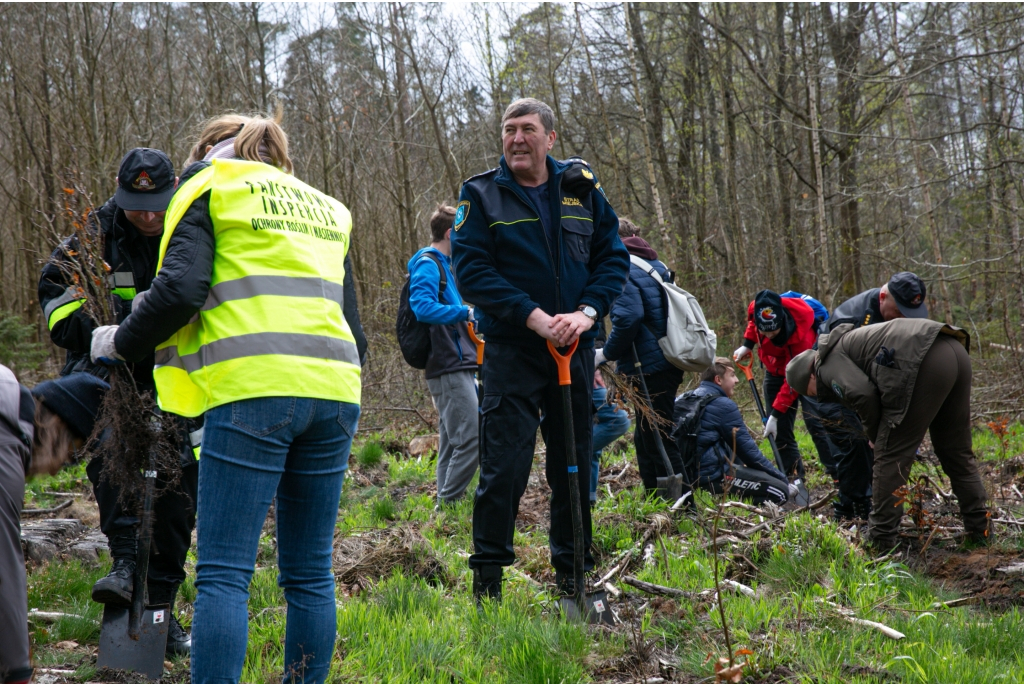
115 192 215 362
343 252 368 365
38 238 96 354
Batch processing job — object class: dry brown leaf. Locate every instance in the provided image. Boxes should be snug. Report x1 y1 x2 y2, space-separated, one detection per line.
54 640 78 650
714 657 745 683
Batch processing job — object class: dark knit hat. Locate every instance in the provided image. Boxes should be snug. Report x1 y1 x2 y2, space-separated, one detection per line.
753 289 785 333
31 373 109 440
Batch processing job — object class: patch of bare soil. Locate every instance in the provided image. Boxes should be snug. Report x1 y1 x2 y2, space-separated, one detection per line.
333 524 449 591
916 547 1024 609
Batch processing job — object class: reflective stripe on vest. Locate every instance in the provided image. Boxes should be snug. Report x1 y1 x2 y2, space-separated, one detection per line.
152 159 360 417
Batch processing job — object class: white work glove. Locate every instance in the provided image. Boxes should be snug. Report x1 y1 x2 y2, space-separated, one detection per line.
466 305 475 323
594 348 608 366
131 288 148 313
733 345 752 362
90 325 124 365
788 482 799 499
763 414 778 441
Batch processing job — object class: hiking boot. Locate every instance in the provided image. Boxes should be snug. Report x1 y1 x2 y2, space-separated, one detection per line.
853 498 872 521
91 558 135 605
555 570 580 598
166 614 191 657
472 566 502 605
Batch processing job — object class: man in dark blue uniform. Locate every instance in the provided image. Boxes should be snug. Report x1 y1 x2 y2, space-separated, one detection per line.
452 98 629 601
821 272 929 520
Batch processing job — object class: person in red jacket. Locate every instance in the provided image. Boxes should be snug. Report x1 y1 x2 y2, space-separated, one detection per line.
733 289 818 479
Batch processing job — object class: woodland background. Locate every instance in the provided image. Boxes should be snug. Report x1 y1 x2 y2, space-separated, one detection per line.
1 2 1022 415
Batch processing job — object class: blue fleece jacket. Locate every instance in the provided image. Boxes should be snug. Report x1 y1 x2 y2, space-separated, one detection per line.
407 247 469 325
451 156 629 349
690 381 787 484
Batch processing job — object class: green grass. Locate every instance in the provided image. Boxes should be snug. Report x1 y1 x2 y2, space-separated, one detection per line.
23 422 1024 683
353 441 385 468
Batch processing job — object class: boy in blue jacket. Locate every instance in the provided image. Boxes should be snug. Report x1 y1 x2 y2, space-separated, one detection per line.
683 357 795 505
408 205 479 505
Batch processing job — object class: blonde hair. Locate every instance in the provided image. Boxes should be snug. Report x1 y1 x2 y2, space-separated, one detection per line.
28 399 77 477
186 110 293 173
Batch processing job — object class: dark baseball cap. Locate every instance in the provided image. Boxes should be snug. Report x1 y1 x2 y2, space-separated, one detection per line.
114 148 175 212
888 271 928 318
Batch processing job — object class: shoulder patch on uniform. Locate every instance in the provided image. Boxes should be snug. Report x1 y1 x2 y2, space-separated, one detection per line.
464 167 499 183
831 381 844 399
454 200 470 231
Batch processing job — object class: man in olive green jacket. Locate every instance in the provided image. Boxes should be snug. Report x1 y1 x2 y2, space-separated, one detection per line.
785 318 990 548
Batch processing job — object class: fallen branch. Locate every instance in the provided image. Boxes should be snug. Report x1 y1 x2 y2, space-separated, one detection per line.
842 615 906 640
932 596 977 608
622 575 694 598
22 500 73 516
27 610 85 622
989 342 1024 353
720 579 755 597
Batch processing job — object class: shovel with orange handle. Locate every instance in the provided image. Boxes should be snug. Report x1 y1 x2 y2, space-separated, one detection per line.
547 339 613 625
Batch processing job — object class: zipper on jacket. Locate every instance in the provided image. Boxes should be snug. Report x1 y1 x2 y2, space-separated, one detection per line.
496 168 563 314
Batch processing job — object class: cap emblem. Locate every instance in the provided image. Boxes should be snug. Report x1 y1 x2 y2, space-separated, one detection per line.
758 307 776 322
911 294 923 306
132 170 154 191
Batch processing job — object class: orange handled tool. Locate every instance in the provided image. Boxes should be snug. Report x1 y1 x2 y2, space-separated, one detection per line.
546 339 579 385
467 322 485 366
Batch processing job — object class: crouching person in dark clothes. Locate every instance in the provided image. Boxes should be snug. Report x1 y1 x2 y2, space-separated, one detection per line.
452 98 629 602
682 357 793 506
1 370 107 684
786 319 991 550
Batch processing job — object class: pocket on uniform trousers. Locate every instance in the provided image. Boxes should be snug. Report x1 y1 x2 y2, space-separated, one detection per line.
337 401 361 439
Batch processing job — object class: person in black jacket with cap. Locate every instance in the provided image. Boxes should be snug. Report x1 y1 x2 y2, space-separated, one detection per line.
37 148 194 656
819 271 929 521
1 370 108 684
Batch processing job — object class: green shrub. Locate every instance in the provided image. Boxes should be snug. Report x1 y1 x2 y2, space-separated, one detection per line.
355 441 385 468
0 310 47 375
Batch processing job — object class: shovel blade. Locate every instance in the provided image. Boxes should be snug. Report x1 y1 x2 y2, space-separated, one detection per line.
656 474 684 502
560 591 615 625
97 603 170 681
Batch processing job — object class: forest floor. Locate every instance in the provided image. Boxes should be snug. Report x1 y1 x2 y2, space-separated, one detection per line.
20 420 1024 684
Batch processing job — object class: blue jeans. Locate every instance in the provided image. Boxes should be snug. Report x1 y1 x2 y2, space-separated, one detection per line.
190 397 360 684
591 387 630 501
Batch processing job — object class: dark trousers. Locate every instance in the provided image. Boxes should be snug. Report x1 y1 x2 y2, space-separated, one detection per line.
86 451 198 604
706 465 789 506
799 395 838 478
470 342 595 574
816 400 874 516
869 337 989 544
762 373 804 478
632 368 684 491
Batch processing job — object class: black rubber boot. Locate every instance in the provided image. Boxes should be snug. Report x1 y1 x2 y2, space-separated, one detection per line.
853 498 872 521
472 566 502 605
91 557 136 605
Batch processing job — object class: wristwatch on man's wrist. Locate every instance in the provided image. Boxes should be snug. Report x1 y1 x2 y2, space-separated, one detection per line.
577 305 598 321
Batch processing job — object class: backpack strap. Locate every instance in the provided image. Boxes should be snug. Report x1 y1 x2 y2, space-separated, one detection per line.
419 251 448 304
628 254 665 285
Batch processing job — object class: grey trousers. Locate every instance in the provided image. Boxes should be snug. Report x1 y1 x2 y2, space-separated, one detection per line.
427 370 480 503
0 440 30 683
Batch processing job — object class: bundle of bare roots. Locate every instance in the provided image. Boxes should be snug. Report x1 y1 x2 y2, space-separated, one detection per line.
601 366 674 431
90 367 183 515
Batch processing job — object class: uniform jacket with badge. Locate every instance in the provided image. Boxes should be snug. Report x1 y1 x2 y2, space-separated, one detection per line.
742 296 817 415
813 318 970 445
451 156 629 350
38 196 161 390
827 287 883 332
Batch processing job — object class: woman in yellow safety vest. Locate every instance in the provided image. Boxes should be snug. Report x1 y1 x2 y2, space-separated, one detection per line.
90 113 362 684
